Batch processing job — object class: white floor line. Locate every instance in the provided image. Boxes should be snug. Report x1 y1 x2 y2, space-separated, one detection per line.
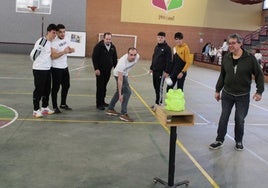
0 104 18 129
188 77 268 166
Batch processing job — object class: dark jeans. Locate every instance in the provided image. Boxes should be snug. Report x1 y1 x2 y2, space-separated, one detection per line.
166 72 187 92
96 71 111 107
216 90 250 143
33 69 51 111
51 67 70 109
152 71 165 104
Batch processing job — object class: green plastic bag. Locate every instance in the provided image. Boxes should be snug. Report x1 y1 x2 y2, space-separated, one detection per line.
165 89 185 111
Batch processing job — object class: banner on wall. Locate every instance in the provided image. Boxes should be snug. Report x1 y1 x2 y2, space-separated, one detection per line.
121 0 261 30
121 0 208 27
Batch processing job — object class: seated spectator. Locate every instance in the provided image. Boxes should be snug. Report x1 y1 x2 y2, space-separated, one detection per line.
202 42 211 56
209 44 217 63
216 46 222 65
221 39 228 57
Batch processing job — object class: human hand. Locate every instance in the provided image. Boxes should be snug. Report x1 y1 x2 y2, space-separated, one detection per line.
95 69 100 76
253 93 262 101
215 92 221 101
177 72 183 79
64 47 70 54
119 95 123 103
163 72 169 78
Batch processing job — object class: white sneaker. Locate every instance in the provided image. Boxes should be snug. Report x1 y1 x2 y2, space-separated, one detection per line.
41 107 54 115
33 109 43 118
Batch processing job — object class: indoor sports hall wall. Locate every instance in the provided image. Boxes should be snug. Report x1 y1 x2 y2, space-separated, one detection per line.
0 0 263 59
86 0 262 59
0 0 86 54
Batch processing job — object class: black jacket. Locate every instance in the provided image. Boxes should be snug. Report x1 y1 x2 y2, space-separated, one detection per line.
216 49 264 95
150 42 172 72
168 53 186 78
92 40 118 72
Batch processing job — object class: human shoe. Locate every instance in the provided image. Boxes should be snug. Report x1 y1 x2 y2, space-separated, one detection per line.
119 114 134 122
106 109 120 116
60 104 72 110
96 105 105 110
209 141 223 150
103 102 109 107
33 109 43 118
41 107 54 115
235 142 244 151
54 107 62 114
151 104 157 112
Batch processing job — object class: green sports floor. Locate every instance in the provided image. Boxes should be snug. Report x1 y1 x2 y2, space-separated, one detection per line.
0 53 268 188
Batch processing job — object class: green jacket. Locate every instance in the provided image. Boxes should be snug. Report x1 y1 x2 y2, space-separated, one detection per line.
216 49 264 95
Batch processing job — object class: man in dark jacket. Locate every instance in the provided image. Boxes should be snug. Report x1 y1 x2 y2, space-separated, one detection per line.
150 32 172 108
209 33 264 151
92 32 118 110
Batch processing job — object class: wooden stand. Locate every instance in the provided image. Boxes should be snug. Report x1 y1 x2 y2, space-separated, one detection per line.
153 106 194 187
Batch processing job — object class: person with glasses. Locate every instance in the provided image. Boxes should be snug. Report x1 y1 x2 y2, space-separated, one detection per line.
166 32 191 92
209 33 264 151
106 47 140 122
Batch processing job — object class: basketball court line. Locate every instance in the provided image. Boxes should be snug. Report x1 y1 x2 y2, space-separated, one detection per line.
1 64 268 186
0 104 18 129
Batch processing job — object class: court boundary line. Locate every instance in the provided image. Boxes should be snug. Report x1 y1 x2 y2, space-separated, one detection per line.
0 104 18 129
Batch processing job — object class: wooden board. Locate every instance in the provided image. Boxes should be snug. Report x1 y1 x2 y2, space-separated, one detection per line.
155 106 194 127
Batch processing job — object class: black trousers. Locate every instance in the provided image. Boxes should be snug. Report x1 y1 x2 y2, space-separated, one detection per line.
51 67 70 109
96 71 111 107
33 69 51 111
153 71 164 104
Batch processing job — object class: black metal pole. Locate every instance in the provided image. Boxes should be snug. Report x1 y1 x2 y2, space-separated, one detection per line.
168 126 177 186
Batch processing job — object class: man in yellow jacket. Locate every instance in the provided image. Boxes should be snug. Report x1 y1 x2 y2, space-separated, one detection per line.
166 32 191 91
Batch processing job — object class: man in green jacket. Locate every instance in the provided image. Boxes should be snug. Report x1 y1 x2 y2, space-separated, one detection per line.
209 33 264 151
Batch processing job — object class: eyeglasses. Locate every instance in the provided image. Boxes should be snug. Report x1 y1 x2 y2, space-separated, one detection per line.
228 41 239 45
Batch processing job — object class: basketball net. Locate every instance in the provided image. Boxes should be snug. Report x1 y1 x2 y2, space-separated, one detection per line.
27 6 38 12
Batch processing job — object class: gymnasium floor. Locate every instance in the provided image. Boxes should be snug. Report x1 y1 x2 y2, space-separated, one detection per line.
0 53 268 188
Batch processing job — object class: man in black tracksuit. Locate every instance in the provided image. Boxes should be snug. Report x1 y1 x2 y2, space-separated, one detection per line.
150 32 172 107
92 32 118 110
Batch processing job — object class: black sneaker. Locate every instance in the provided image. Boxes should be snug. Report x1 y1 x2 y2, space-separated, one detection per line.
209 141 223 150
54 107 62 114
235 142 244 151
96 106 105 110
103 102 109 107
60 105 72 110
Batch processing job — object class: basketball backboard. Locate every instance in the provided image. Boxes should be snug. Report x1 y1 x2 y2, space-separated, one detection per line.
16 0 53 15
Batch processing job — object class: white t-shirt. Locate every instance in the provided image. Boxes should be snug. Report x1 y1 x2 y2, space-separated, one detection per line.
51 37 69 69
32 37 52 70
113 53 140 77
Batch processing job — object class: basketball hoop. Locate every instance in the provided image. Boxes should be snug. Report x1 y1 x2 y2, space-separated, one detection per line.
27 6 37 12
